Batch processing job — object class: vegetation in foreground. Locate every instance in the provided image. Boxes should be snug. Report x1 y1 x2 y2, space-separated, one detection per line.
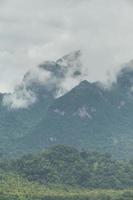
0 145 133 199
0 172 133 200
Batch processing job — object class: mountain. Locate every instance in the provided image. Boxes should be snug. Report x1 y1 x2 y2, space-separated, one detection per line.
0 52 133 159
0 51 83 157
18 67 133 159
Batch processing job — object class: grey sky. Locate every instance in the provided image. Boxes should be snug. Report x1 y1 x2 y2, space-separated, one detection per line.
0 0 133 92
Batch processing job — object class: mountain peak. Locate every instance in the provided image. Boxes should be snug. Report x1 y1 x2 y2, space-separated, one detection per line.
77 80 102 91
117 66 133 89
78 80 91 87
56 50 81 66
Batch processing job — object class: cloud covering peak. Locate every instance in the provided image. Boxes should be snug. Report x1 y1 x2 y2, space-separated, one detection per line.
2 50 84 109
1 0 133 92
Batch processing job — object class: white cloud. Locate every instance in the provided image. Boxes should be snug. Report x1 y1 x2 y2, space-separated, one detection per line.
0 0 133 93
3 86 36 109
2 65 52 109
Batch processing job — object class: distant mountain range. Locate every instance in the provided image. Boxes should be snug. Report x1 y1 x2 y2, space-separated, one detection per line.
0 51 133 159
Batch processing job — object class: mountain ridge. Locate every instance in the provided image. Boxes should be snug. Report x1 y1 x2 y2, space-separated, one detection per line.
0 52 133 159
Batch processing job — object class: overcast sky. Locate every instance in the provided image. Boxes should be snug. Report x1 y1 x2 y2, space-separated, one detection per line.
1 0 133 92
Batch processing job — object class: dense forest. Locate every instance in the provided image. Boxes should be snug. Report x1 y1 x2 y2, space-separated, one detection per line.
0 145 133 200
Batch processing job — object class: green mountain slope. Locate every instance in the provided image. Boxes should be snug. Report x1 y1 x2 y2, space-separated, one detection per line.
0 53 133 159
22 70 133 159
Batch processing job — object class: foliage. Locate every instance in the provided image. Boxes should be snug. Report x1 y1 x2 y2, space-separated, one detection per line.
1 145 133 189
0 171 133 200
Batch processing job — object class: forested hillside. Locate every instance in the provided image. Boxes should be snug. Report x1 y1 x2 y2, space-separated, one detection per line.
0 145 133 200
1 145 133 189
